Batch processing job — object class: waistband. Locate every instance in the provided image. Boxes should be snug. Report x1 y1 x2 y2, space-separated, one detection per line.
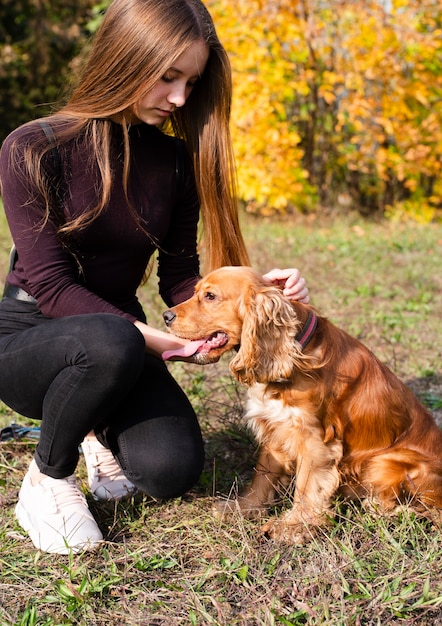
2 283 38 304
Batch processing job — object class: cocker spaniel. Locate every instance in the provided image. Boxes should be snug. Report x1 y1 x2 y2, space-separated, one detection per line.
163 266 442 543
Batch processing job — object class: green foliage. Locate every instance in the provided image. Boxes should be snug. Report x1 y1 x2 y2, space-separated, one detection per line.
0 0 96 141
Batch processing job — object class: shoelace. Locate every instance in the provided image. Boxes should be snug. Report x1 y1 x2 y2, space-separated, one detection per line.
88 445 124 481
45 475 88 509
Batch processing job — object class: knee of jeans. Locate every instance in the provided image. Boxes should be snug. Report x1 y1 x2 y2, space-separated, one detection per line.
81 314 146 377
135 463 203 499
122 442 205 499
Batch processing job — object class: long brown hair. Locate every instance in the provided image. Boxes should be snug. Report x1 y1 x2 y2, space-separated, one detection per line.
14 0 250 270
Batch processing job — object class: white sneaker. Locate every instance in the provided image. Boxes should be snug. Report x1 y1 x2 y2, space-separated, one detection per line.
15 460 103 554
81 436 137 501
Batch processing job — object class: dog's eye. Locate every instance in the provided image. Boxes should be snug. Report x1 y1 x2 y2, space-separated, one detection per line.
204 291 217 301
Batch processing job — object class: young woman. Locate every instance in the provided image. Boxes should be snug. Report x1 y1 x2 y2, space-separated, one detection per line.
0 0 309 554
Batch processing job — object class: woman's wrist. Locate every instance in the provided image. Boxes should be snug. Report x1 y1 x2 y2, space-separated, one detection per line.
133 320 189 357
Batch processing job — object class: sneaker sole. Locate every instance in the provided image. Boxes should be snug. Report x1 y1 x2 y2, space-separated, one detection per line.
15 500 103 555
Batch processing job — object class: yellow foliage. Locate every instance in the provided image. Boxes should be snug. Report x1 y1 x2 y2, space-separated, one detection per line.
208 0 442 219
385 200 441 224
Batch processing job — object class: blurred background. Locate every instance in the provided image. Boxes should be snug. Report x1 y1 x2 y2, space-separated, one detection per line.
1 0 441 222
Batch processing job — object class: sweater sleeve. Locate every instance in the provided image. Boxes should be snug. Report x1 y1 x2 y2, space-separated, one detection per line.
0 124 137 321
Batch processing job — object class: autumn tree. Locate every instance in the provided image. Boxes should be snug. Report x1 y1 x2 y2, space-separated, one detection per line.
2 1 440 219
209 0 442 219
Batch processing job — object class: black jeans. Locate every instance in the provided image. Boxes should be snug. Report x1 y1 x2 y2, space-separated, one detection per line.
0 297 204 498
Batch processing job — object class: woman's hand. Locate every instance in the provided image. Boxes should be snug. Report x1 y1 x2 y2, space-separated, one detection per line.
134 320 215 363
262 268 310 303
134 320 194 358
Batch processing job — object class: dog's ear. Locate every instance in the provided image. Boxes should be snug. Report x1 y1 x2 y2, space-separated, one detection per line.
230 285 301 385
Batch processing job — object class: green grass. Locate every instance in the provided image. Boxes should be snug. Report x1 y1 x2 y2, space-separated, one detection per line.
0 211 441 625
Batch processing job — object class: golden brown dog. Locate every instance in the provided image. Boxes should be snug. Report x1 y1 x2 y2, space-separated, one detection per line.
163 266 442 543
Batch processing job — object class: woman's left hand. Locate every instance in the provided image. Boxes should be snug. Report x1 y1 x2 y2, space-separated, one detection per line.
262 268 310 303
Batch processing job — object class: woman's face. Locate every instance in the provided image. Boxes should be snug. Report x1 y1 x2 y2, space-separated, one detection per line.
129 40 209 125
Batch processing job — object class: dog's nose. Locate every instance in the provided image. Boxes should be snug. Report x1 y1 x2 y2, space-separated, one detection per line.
163 310 176 327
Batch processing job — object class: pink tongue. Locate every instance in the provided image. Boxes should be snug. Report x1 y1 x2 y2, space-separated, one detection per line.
162 339 206 361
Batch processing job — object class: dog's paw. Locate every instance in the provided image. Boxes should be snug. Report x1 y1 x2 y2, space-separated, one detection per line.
212 497 266 520
260 519 312 545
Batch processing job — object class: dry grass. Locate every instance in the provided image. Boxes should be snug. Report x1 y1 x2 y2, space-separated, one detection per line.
0 212 441 625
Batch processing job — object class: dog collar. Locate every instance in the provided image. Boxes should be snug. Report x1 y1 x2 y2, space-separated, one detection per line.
295 310 318 349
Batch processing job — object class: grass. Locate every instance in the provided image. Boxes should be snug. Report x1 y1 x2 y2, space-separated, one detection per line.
0 210 441 625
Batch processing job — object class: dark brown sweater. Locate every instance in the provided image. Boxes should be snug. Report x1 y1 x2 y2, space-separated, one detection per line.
0 121 201 322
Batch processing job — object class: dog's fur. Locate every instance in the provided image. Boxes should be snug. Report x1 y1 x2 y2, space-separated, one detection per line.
163 266 442 543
